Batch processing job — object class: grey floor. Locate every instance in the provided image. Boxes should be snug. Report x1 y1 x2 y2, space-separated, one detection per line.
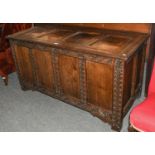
0 73 145 132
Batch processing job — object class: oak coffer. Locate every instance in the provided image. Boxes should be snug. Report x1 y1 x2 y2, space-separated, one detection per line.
8 25 148 131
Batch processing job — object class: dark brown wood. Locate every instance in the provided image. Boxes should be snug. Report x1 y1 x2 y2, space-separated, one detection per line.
14 45 34 88
58 54 80 100
32 49 55 93
36 23 155 97
36 23 151 33
145 24 155 97
8 25 148 131
86 60 113 111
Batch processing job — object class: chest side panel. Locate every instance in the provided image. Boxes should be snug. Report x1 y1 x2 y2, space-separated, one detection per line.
86 60 113 111
123 58 134 106
135 50 144 89
14 45 33 86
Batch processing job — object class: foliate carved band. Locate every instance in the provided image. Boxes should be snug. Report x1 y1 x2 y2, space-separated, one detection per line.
79 56 87 104
51 49 61 96
112 59 124 130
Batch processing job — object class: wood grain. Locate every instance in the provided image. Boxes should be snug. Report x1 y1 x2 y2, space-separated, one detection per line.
8 25 148 131
14 45 33 86
86 60 113 110
61 23 151 33
32 49 54 92
123 58 134 106
58 54 80 99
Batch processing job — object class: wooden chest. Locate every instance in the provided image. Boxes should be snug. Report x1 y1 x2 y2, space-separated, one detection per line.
8 25 148 131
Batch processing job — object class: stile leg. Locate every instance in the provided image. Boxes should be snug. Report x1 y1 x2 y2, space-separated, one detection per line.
2 76 8 86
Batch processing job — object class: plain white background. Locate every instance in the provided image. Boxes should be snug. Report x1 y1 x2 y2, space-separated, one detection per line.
0 1 155 155
1 0 155 22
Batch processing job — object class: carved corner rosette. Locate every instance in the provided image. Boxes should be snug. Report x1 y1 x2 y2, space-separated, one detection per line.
112 59 125 131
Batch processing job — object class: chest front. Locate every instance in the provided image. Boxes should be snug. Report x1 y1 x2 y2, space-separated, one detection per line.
8 26 148 131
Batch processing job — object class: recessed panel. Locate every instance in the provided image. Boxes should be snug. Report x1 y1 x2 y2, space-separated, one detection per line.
90 35 131 52
65 32 100 45
37 29 74 42
135 48 143 90
58 54 80 99
86 60 113 110
14 45 33 86
123 58 134 106
18 27 55 39
32 49 54 92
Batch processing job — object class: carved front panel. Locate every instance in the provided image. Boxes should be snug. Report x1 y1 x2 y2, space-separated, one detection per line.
58 54 80 100
8 24 147 131
32 49 55 92
14 45 33 87
86 60 113 111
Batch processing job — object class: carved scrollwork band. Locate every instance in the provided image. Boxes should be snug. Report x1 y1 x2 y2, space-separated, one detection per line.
51 49 62 96
112 59 124 130
79 56 87 105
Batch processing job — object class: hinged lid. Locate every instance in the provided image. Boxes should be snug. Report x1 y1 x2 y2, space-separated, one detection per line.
8 25 148 59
